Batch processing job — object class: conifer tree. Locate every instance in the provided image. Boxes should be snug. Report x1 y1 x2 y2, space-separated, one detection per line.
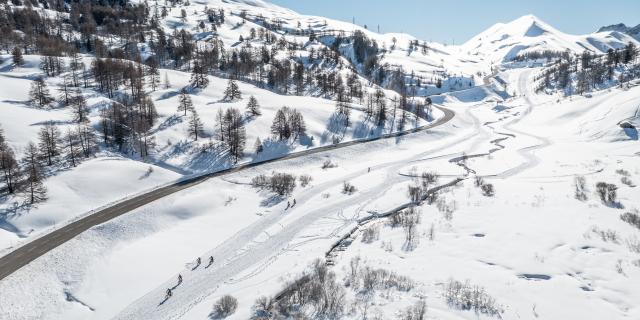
190 60 209 89
22 142 47 204
271 108 290 140
65 129 81 167
59 75 72 105
147 58 160 91
335 88 351 126
1 129 21 194
30 77 54 108
38 122 61 166
164 72 171 89
177 88 194 116
70 89 89 123
188 109 204 141
223 79 242 101
76 124 97 158
246 95 261 116
12 47 24 66
254 137 263 154
224 108 246 162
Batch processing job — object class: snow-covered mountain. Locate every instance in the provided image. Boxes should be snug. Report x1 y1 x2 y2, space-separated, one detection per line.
1 2 640 320
598 23 640 40
462 14 640 63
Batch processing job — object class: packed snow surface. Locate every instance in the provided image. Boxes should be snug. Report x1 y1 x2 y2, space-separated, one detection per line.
1 1 640 319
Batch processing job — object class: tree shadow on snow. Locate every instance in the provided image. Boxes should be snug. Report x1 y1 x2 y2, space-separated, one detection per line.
298 134 314 147
259 194 286 208
251 138 294 163
0 200 36 237
180 142 233 174
30 119 78 126
152 114 184 134
320 112 348 144
623 127 638 140
156 89 181 101
352 119 384 140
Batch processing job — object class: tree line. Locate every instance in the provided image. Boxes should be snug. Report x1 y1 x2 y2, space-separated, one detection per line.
0 122 96 204
535 43 638 94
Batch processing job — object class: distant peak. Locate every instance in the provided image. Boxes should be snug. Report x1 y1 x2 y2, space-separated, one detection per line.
598 23 629 33
504 14 555 37
512 14 542 23
521 14 539 20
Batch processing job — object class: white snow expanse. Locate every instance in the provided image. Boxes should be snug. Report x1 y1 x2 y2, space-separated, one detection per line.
1 1 639 319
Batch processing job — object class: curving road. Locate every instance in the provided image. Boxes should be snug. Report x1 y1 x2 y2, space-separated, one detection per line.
0 106 455 282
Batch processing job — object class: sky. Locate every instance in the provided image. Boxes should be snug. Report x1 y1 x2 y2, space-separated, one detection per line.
268 0 640 44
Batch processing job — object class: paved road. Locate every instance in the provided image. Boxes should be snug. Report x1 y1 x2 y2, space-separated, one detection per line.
0 106 455 281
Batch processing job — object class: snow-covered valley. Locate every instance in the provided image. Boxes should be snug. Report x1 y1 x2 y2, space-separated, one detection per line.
0 0 639 319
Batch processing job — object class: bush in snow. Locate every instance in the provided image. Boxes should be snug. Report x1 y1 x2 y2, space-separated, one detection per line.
407 185 422 203
595 182 617 205
347 256 362 288
211 295 238 319
251 296 275 320
616 169 630 176
621 176 635 187
342 181 357 195
272 259 346 319
444 279 502 316
361 225 379 243
472 175 495 197
402 300 428 320
270 173 297 196
436 197 456 221
621 210 640 230
480 183 495 197
474 176 485 188
359 266 414 293
574 176 588 201
590 226 619 243
321 159 337 169
407 171 440 204
251 172 297 196
627 237 640 253
299 174 312 187
402 206 421 251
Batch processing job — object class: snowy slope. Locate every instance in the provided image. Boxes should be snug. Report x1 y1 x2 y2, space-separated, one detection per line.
0 51 437 253
151 0 485 85
1 0 480 251
598 23 640 40
462 14 640 63
3 64 638 320
1 2 640 320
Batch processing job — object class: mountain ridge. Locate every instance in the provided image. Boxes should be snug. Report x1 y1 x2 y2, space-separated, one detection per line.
461 14 639 63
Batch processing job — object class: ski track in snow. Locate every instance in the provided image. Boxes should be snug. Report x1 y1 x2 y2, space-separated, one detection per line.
115 72 557 319
114 114 480 320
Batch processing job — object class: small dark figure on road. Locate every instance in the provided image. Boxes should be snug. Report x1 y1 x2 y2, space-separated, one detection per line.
368 167 371 173
196 257 201 265
292 199 296 206
166 288 172 298
286 201 290 210
178 274 183 284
